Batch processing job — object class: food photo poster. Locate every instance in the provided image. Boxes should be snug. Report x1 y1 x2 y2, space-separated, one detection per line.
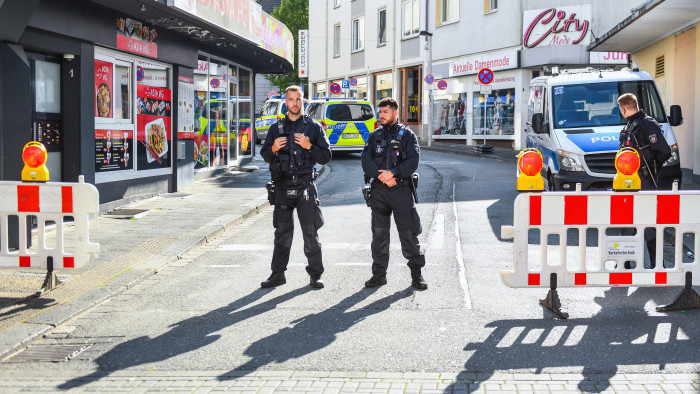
136 84 172 170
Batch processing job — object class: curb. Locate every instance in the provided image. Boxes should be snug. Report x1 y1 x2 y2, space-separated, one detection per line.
421 145 518 163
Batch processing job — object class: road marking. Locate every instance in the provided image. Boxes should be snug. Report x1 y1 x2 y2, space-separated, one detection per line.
453 182 472 309
427 214 444 251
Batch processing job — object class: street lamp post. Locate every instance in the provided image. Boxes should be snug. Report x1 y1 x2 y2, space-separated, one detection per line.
419 30 433 147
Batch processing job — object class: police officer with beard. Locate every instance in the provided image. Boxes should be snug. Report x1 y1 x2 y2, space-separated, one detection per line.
261 86 332 289
617 92 672 268
361 97 427 290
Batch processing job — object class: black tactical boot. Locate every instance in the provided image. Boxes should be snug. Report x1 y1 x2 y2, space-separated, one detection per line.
310 275 325 289
411 269 428 290
261 272 286 288
365 275 387 288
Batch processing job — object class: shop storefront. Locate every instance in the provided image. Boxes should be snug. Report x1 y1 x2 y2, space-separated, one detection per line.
0 0 293 205
430 49 526 149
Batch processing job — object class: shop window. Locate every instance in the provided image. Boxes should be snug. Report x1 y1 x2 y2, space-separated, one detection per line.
136 59 172 171
378 9 387 46
402 0 420 38
373 71 393 108
114 65 131 119
333 24 341 57
352 76 368 100
352 17 365 52
473 88 515 135
400 66 421 124
484 0 497 14
433 95 467 135
237 68 253 158
315 82 327 98
437 0 459 25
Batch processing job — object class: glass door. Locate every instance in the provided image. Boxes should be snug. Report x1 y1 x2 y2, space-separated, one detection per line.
29 54 62 181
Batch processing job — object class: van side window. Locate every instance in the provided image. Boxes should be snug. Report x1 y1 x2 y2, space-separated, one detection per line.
528 86 543 122
307 103 324 120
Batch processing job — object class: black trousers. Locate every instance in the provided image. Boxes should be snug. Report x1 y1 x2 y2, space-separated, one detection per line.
370 183 425 276
271 182 324 276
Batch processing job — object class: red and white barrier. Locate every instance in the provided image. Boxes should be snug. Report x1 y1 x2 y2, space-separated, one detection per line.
0 176 100 269
501 187 700 289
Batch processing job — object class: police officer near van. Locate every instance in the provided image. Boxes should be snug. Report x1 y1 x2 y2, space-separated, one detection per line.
617 92 672 268
260 86 332 289
361 97 427 289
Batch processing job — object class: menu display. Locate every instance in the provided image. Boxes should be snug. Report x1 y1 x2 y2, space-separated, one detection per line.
136 84 172 170
95 129 133 172
178 76 195 139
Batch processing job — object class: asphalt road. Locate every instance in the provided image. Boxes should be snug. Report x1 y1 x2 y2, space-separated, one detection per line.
1 150 698 390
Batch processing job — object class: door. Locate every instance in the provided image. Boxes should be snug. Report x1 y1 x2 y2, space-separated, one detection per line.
29 54 63 181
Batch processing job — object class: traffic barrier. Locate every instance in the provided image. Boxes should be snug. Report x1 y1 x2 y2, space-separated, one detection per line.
501 182 700 318
0 176 100 273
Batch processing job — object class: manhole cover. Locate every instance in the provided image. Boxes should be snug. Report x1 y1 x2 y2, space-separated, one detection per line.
104 208 150 219
5 344 90 363
161 193 194 199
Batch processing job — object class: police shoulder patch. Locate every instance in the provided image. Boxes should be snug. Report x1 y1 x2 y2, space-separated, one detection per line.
649 134 657 144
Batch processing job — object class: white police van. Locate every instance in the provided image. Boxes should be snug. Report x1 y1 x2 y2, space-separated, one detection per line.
526 67 683 191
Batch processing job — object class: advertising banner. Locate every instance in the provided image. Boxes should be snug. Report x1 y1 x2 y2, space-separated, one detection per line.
299 30 308 78
95 60 113 118
136 84 172 170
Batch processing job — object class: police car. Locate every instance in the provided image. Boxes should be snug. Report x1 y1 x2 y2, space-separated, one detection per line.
254 96 307 144
305 98 378 153
526 66 683 191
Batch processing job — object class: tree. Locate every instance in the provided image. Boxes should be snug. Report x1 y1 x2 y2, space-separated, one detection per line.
264 0 309 93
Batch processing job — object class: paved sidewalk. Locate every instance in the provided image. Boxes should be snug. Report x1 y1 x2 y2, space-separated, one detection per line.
0 161 277 361
0 369 697 393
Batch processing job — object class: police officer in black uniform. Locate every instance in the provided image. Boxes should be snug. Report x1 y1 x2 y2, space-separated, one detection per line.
361 97 427 290
617 92 672 268
260 86 332 289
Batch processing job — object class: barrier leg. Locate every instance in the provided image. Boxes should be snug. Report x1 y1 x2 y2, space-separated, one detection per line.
539 273 569 319
35 256 58 297
656 272 700 312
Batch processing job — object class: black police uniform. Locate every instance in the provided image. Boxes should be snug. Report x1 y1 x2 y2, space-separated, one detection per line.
618 110 672 268
361 122 425 277
261 114 332 278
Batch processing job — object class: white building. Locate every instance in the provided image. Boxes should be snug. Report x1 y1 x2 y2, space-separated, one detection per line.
309 0 644 149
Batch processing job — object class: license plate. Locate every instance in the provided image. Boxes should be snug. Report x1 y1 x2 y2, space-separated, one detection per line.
342 133 360 139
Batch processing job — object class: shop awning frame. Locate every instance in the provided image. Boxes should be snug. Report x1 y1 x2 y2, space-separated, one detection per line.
588 0 700 53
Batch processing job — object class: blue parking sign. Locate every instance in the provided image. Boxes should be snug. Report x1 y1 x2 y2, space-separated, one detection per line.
341 80 350 89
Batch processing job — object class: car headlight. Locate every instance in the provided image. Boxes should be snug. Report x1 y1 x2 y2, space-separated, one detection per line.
663 144 679 167
557 150 584 172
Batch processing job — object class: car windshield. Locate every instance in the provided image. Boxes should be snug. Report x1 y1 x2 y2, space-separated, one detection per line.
326 103 374 122
552 81 666 129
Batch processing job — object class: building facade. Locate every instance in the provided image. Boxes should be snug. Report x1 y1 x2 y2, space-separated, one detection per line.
309 0 643 149
0 0 293 206
589 0 700 179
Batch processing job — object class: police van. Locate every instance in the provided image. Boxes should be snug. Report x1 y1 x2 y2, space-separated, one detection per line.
305 98 378 153
254 96 307 143
526 67 683 191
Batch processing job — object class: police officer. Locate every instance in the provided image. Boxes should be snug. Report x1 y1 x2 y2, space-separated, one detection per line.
617 92 672 268
260 86 332 289
361 97 427 290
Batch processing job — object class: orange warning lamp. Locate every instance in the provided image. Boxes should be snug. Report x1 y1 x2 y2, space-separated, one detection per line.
613 147 641 191
517 148 544 191
21 141 49 182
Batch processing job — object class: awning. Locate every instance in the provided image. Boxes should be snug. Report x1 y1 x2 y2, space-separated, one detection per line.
588 0 700 53
87 0 293 74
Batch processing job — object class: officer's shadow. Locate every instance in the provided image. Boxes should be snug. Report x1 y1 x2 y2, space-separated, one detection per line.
58 286 311 390
220 287 414 378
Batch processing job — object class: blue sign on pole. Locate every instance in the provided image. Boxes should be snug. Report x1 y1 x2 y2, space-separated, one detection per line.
341 80 350 89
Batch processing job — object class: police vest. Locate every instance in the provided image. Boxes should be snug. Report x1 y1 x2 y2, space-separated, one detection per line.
277 117 315 174
371 124 408 172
